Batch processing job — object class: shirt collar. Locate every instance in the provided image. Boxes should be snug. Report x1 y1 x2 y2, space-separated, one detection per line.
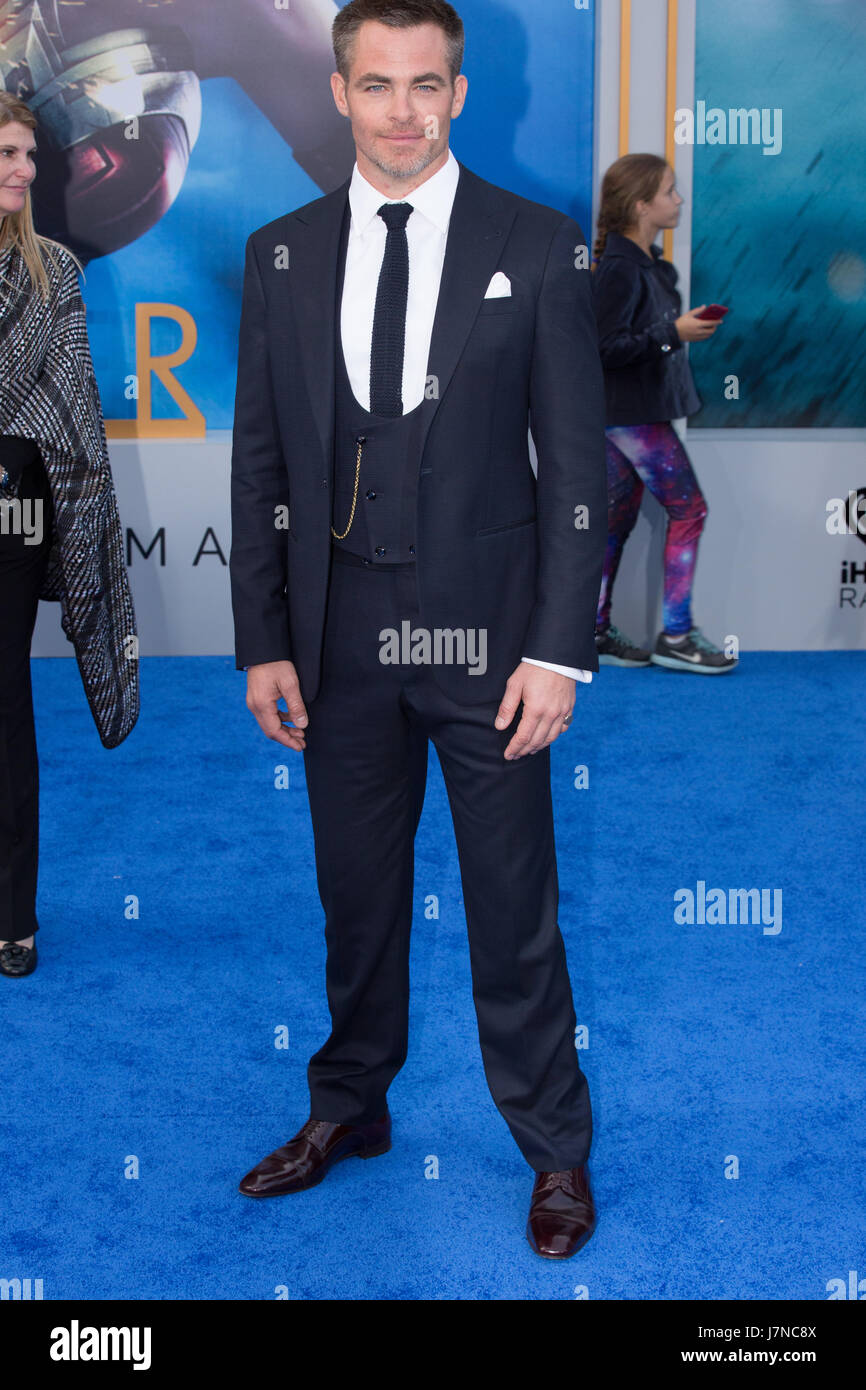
348 147 460 237
603 231 662 266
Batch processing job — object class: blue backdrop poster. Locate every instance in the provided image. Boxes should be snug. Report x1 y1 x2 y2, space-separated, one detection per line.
2 0 595 432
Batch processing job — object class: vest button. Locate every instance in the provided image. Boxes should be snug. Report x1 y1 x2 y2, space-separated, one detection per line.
356 434 367 444
375 546 387 557
365 489 377 500
409 545 416 555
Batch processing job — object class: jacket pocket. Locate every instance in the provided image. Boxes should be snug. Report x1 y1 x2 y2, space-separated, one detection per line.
475 515 536 537
476 296 520 315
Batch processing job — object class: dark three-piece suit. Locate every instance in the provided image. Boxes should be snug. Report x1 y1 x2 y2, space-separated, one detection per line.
229 157 607 1171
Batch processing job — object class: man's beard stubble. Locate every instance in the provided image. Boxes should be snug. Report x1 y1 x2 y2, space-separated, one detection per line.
365 138 443 182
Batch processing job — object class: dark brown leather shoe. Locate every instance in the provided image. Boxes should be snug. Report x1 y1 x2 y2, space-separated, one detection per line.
238 1111 391 1197
526 1165 596 1258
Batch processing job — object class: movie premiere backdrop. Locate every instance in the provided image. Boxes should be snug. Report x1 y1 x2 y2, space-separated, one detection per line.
1 0 861 665
689 0 866 429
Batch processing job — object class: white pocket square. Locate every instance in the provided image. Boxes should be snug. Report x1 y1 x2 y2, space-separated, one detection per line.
484 271 512 299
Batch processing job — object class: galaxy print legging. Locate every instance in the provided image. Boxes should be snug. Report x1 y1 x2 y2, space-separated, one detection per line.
595 422 708 638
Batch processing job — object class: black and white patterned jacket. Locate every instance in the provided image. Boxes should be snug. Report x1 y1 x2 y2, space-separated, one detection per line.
0 242 138 748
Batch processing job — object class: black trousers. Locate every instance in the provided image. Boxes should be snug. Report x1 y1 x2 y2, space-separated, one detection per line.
0 456 53 942
301 547 593 1171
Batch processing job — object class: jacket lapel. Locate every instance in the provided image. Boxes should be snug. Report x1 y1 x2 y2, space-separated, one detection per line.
417 163 517 460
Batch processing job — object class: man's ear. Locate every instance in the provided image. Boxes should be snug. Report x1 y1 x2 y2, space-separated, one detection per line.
451 74 468 119
330 71 349 117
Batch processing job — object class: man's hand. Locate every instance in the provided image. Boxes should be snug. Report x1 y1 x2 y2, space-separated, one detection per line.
246 660 308 751
495 661 576 760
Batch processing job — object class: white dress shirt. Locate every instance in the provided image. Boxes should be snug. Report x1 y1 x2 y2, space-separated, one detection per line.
340 149 592 687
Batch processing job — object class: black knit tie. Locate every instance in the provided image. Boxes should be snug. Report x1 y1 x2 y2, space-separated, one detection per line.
369 202 414 417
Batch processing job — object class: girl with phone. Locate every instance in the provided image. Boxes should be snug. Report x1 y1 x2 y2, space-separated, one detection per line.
591 153 736 674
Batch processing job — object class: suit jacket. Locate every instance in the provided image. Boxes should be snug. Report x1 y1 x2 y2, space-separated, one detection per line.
230 159 607 705
0 242 138 748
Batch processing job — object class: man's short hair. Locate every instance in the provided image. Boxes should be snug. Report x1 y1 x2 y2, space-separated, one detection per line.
333 0 465 86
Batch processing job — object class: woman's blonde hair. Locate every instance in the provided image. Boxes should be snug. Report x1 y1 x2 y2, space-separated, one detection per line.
593 153 669 264
0 89 83 299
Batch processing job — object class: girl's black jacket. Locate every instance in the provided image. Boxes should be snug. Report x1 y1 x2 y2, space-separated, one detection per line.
591 231 701 426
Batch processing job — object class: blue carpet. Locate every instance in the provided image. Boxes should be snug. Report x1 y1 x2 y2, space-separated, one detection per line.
3 652 863 1300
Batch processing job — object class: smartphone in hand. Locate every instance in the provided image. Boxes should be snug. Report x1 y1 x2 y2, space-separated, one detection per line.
695 304 729 320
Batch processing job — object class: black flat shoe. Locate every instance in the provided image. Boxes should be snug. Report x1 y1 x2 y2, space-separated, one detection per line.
0 941 38 977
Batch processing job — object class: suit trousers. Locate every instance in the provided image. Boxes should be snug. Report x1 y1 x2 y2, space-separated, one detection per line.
0 455 53 942
301 546 592 1171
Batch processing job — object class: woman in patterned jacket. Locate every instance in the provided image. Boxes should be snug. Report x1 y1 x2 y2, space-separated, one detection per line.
0 91 138 978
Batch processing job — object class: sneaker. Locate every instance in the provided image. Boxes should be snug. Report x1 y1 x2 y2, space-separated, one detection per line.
595 624 651 667
650 627 737 674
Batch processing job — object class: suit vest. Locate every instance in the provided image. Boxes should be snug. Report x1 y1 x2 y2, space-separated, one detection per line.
331 204 426 564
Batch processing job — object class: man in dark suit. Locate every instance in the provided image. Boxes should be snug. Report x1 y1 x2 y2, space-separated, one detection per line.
229 0 607 1259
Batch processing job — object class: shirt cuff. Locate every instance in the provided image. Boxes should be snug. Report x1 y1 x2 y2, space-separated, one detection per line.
522 657 592 684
